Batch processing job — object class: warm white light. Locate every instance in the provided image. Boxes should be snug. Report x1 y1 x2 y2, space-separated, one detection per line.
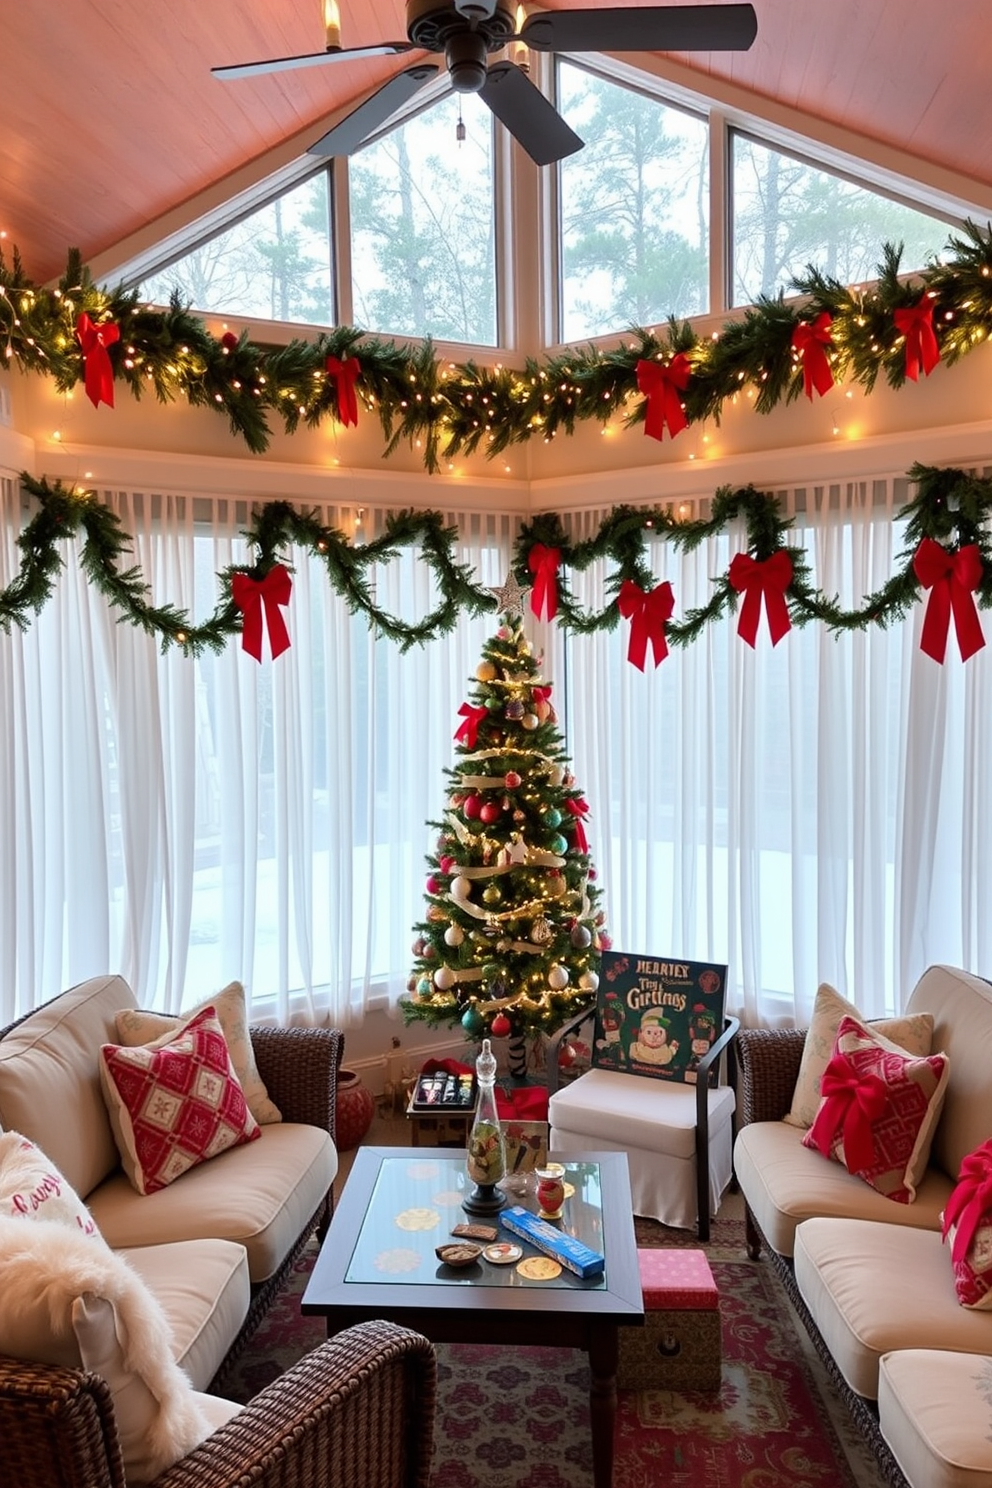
324 0 342 49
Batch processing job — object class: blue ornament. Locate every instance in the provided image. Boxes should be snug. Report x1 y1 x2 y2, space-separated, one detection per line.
461 1004 484 1035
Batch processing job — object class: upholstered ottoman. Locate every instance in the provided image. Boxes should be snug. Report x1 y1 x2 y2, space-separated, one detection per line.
879 1349 992 1488
617 1248 721 1391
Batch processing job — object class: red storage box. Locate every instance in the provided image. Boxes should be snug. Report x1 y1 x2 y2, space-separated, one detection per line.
618 1248 721 1391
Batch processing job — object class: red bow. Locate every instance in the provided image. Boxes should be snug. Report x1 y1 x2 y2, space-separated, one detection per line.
808 1052 889 1172
791 313 835 400
565 797 590 853
231 565 293 662
943 1141 992 1265
728 551 793 648
532 685 553 705
75 312 120 409
912 538 985 664
528 543 561 622
325 354 360 426
617 578 674 669
635 353 691 441
893 299 940 382
454 702 489 749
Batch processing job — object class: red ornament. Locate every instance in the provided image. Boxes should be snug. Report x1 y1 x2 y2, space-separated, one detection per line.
439 856 455 874
463 794 482 820
491 1012 512 1037
426 875 441 895
480 801 502 824
221 331 239 352
504 771 522 789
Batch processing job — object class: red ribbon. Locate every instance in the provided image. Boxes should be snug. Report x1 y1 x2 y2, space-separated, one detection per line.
635 353 691 441
325 355 360 426
808 1052 889 1172
454 702 489 749
532 685 553 705
893 299 940 382
528 543 561 622
912 538 985 664
728 551 794 648
617 578 674 669
791 312 835 400
565 797 589 853
231 565 293 662
943 1141 992 1265
75 312 120 409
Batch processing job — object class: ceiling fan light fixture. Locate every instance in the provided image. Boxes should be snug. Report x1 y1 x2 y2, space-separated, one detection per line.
323 0 342 51
446 31 489 93
453 0 499 18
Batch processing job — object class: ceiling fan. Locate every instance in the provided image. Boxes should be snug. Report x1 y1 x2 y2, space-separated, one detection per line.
213 2 757 167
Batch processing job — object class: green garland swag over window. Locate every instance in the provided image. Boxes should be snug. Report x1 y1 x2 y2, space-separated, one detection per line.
3 225 992 468
3 465 991 657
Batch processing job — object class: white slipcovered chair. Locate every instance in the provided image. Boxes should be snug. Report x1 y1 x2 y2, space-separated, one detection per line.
547 1010 739 1240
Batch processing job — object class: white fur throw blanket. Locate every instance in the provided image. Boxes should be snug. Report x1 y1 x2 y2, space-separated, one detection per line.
0 1214 211 1481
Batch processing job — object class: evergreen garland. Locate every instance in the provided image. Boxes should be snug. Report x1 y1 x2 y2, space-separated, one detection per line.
3 464 991 655
2 224 992 469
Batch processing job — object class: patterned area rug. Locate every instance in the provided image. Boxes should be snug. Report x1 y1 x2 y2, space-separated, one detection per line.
221 1212 888 1488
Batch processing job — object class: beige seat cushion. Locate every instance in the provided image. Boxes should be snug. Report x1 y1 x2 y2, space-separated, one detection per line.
0 975 137 1198
89 1122 335 1284
907 966 992 1184
879 1349 992 1488
121 1238 250 1391
734 1120 950 1258
548 1068 734 1162
794 1217 992 1399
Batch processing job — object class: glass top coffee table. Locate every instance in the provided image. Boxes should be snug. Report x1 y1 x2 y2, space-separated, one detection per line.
302 1146 643 1488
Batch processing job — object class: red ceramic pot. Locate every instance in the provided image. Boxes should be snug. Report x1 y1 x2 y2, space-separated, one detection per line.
335 1068 375 1152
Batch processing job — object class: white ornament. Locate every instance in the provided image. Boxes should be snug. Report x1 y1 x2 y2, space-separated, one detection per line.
444 924 465 947
548 764 565 787
451 875 473 902
434 965 456 990
548 964 570 990
579 970 600 992
521 713 540 731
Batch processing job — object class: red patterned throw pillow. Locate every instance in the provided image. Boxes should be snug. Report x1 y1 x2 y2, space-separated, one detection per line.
801 1014 949 1203
942 1141 992 1309
99 1005 260 1195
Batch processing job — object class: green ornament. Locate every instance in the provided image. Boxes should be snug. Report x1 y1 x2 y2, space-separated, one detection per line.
550 833 569 854
461 1004 484 1035
545 808 562 828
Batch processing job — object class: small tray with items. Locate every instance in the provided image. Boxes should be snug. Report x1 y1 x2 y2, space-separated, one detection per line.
409 1069 477 1112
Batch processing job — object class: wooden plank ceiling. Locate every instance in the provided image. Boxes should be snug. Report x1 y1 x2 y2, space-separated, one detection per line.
4 0 992 285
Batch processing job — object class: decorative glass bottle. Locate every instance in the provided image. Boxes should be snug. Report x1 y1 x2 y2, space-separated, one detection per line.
463 1037 507 1215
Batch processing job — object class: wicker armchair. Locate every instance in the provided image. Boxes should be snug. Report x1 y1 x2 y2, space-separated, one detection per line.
0 1320 437 1488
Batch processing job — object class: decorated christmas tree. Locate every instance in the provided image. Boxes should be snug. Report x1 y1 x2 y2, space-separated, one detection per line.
402 583 609 1054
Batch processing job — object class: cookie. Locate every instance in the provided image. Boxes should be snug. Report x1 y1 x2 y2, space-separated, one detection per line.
517 1255 562 1280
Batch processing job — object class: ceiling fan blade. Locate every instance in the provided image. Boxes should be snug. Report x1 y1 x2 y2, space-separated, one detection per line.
307 64 440 156
212 42 414 82
480 62 584 167
520 4 758 54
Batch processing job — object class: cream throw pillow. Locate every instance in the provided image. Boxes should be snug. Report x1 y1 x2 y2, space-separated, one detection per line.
785 982 935 1129
0 1130 101 1237
0 1215 211 1482
114 981 281 1125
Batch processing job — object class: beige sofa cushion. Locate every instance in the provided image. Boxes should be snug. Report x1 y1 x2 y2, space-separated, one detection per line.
114 981 282 1127
0 974 137 1198
793 1217 992 1399
89 1121 336 1285
785 982 934 1129
879 1349 992 1488
907 965 992 1183
121 1238 250 1391
733 1119 951 1258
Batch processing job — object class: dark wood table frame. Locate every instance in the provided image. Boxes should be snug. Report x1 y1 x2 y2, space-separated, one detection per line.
302 1146 644 1488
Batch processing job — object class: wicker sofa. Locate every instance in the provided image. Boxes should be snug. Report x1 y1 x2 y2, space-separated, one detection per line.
0 972 409 1485
0 1318 437 1488
734 964 992 1488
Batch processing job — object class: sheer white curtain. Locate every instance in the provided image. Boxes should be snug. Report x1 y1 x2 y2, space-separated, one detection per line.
550 474 992 1027
0 477 512 1026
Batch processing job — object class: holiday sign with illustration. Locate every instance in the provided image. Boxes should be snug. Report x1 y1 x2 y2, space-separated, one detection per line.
592 954 727 1084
